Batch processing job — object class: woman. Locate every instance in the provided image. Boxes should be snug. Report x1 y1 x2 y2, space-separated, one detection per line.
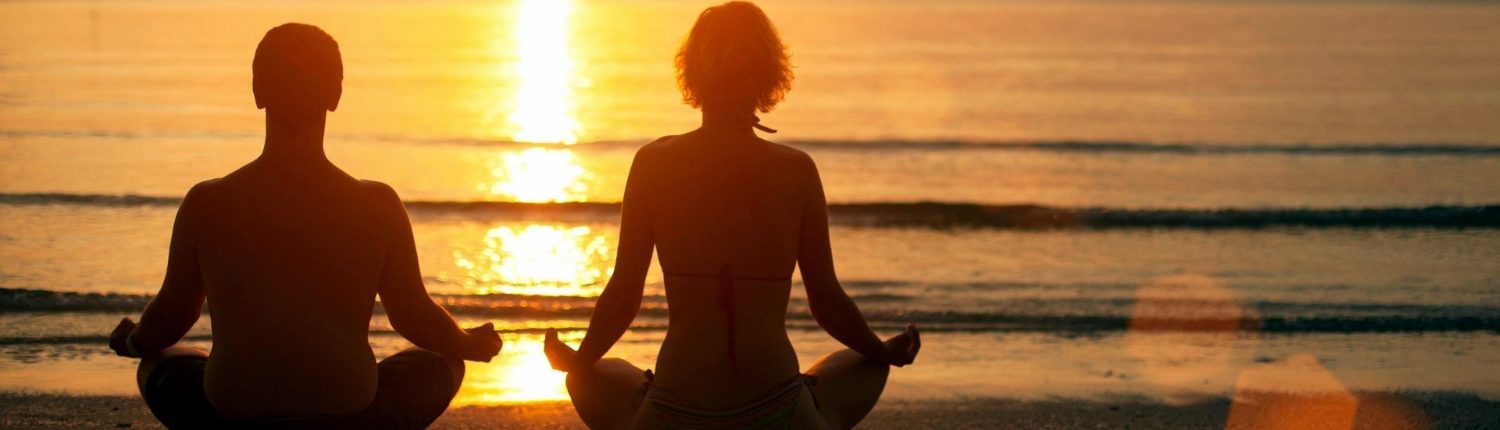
544 2 920 429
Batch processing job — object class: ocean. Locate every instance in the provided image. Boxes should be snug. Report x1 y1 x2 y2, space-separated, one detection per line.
1 0 1498 406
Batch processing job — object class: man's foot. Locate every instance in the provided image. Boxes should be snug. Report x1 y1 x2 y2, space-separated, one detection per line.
883 324 921 366
543 329 577 371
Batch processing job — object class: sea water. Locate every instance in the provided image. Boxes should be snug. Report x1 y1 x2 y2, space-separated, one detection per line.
1 0 1498 405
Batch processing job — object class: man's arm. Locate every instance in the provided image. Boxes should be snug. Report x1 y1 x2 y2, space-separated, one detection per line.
373 183 500 362
110 184 209 357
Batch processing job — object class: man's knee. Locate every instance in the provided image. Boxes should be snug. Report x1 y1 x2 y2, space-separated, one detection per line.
444 355 465 389
392 347 466 391
135 345 208 393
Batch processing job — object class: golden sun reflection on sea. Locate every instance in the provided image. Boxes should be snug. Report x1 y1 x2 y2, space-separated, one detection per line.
453 224 614 297
481 147 590 203
446 0 603 406
451 333 574 405
481 0 590 203
506 0 580 144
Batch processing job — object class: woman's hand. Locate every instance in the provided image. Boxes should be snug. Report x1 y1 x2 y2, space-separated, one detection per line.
883 324 921 367
543 329 578 372
108 317 139 358
462 322 503 362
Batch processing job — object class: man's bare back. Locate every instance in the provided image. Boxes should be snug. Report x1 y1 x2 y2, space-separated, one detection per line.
185 160 403 416
107 23 500 426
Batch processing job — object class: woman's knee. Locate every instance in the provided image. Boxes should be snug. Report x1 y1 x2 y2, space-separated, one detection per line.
808 349 885 375
565 358 629 392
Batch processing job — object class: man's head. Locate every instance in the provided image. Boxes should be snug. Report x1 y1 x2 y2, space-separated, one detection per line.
253 23 342 124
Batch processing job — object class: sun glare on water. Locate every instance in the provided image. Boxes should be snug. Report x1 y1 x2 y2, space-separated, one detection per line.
446 224 612 404
453 334 572 405
483 0 591 203
448 0 606 405
508 0 580 144
484 148 589 203
453 224 614 297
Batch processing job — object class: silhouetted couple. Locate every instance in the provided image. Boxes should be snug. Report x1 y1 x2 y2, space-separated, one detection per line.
109 2 917 429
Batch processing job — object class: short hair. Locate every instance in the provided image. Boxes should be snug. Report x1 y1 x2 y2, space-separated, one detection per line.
252 23 342 112
675 2 792 114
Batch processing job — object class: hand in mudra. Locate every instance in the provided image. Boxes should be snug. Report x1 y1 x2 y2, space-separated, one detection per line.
463 322 503 362
543 329 578 372
884 324 921 367
108 317 139 358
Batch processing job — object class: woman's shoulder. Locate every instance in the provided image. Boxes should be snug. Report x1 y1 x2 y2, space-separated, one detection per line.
763 139 812 160
754 139 817 173
636 133 815 170
632 135 679 165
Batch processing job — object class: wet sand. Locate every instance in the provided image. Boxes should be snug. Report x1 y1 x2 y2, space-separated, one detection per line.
2 390 1495 429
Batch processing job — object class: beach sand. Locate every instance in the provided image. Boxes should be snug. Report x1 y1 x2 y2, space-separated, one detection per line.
2 391 1495 429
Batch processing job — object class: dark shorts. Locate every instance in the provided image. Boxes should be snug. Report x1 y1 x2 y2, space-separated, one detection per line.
141 349 461 430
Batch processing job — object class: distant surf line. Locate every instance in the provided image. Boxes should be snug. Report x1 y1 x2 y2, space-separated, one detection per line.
4 288 1496 335
3 192 1497 230
7 129 1500 157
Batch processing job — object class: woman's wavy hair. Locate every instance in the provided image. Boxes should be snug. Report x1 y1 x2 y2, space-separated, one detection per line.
675 2 793 114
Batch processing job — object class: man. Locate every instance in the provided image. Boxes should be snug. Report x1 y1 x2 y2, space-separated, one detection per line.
107 23 501 429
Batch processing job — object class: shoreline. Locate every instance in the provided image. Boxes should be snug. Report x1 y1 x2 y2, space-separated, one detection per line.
2 390 1495 429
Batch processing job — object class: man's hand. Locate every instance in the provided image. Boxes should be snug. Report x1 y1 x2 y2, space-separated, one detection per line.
543 329 578 372
462 323 502 362
108 317 140 358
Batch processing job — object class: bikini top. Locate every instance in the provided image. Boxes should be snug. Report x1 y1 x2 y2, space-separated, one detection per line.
663 264 792 377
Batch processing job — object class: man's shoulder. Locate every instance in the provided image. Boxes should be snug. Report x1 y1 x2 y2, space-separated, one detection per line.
180 178 226 207
356 179 401 204
355 180 411 222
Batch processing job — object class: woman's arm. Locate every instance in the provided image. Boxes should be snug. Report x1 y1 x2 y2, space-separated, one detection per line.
568 148 656 370
795 156 892 363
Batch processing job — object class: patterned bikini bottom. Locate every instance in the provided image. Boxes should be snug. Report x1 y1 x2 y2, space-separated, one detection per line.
638 370 819 430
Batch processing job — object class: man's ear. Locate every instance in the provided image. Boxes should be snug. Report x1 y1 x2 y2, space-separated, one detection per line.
253 78 267 109
327 84 342 112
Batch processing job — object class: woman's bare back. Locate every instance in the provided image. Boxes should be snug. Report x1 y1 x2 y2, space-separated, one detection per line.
635 127 820 404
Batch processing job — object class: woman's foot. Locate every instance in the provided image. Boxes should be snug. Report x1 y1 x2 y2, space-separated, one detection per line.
883 324 921 366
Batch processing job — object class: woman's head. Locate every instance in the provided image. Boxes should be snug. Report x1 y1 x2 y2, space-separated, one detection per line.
676 2 792 114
